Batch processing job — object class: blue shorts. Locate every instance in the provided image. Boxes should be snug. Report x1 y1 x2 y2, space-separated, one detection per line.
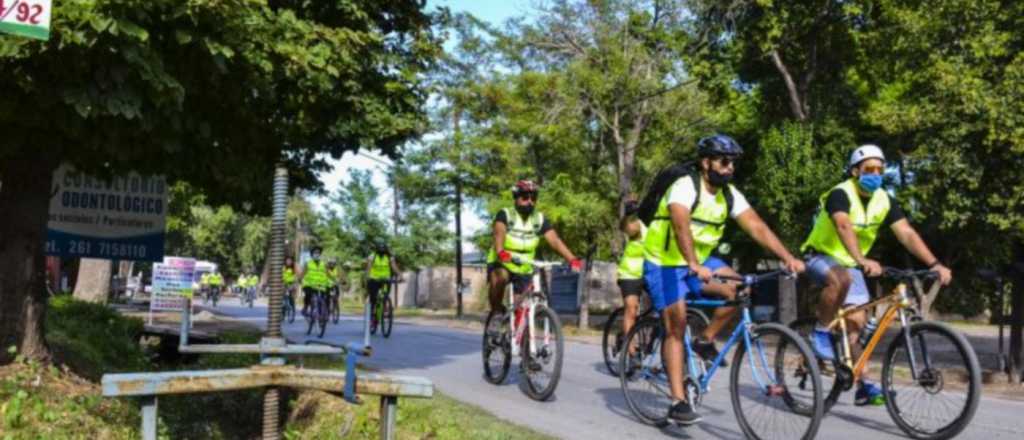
805 254 870 306
643 257 729 312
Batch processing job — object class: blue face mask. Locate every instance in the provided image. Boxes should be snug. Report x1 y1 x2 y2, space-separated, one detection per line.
858 174 883 192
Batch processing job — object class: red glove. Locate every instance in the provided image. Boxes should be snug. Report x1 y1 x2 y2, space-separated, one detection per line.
570 259 583 271
498 250 512 263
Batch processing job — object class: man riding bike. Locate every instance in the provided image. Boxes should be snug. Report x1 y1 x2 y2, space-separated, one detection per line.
282 256 297 315
206 271 224 304
801 144 952 406
617 198 646 354
485 179 582 316
642 135 805 425
366 242 400 328
298 246 331 317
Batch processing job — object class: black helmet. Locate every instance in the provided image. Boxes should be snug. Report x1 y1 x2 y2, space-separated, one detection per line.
697 135 744 158
310 245 323 254
374 241 389 253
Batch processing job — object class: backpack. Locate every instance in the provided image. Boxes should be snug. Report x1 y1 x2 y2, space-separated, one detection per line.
637 161 734 249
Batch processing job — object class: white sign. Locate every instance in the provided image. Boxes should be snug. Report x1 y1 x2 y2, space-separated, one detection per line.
150 257 196 316
0 0 52 40
45 164 167 261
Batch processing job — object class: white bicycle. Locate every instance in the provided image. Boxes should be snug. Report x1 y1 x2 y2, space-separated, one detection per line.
482 260 565 401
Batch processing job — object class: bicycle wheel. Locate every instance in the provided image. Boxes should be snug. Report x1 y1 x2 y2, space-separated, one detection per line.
602 307 626 377
285 296 295 323
619 317 670 427
482 310 511 384
686 308 710 343
521 304 564 401
331 295 340 324
731 322 823 440
317 296 328 338
382 297 394 338
789 317 845 412
882 320 981 440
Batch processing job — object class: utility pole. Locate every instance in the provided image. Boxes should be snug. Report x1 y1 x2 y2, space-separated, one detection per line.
453 104 465 318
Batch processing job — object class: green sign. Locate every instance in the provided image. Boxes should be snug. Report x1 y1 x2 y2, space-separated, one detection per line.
0 0 51 41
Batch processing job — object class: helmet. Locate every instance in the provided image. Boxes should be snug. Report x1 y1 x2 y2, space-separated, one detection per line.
511 179 540 196
849 144 885 169
697 135 744 158
374 241 389 253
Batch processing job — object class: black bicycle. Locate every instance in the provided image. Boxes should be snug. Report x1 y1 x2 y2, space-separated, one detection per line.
602 294 710 377
305 288 329 338
205 285 221 307
329 286 341 324
369 278 396 338
281 285 296 324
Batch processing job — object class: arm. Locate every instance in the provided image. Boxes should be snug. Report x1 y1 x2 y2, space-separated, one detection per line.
543 229 577 262
493 221 507 254
297 263 307 283
390 257 401 276
891 219 952 284
668 204 705 278
735 209 804 273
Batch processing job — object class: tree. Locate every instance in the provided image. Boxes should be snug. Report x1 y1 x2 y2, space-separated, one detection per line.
0 0 441 363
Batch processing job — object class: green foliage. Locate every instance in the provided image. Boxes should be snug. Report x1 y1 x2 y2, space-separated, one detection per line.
46 295 150 381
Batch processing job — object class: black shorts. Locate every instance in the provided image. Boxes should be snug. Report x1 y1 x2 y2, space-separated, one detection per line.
487 263 532 294
617 278 645 298
367 279 390 300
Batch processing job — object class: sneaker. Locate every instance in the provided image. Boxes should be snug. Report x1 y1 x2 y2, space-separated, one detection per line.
855 382 886 406
811 329 836 361
667 400 702 426
692 338 727 367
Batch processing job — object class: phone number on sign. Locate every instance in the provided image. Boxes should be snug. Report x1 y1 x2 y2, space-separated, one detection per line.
65 240 149 259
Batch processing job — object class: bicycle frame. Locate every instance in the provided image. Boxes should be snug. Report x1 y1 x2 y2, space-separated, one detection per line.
506 269 548 358
824 280 921 382
685 298 775 394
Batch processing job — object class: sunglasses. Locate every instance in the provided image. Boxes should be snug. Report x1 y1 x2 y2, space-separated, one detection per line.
712 156 737 167
516 192 537 201
859 165 884 175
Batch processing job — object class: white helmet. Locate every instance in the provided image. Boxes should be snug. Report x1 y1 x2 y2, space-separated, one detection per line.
849 144 885 169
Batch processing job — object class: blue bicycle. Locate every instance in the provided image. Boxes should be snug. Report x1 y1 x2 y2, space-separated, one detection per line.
619 270 824 440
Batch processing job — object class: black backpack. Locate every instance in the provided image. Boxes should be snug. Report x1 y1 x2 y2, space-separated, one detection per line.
637 161 734 248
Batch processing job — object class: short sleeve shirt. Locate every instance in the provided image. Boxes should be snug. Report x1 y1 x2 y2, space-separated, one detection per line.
665 175 751 218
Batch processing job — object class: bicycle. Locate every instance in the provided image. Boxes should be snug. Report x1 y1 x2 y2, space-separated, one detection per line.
281 285 296 324
206 285 221 307
602 293 710 377
482 260 565 401
243 286 256 308
789 267 980 440
305 288 329 338
368 277 396 338
620 270 824 440
329 286 341 324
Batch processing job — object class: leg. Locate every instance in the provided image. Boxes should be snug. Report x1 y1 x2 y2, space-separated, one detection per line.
622 294 640 352
698 264 740 342
662 300 689 401
818 267 852 326
488 266 510 315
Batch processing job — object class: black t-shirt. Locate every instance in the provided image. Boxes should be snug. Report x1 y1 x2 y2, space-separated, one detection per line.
824 189 906 228
494 209 553 235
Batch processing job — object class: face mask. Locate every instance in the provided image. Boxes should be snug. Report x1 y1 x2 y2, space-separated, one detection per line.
858 174 883 192
707 170 733 187
515 204 534 217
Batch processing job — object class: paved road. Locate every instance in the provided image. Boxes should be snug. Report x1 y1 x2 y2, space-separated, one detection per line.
211 299 1023 439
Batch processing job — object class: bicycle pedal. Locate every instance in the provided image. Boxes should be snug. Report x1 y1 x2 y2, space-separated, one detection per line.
764 384 785 397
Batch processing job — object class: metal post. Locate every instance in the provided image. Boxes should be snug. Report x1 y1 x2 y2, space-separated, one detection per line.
455 176 463 318
262 164 289 440
141 396 157 440
380 395 398 440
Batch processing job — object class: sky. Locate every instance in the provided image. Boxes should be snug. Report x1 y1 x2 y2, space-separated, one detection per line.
310 1 531 252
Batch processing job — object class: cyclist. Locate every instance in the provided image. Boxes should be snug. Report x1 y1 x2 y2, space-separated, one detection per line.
642 134 805 425
366 242 400 327
298 246 332 317
617 198 646 354
282 256 297 313
207 271 224 303
485 179 582 316
801 144 952 406
326 258 340 317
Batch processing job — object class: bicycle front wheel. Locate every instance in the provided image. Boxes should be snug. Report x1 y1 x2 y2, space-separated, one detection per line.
482 311 511 384
619 316 670 427
382 297 394 338
789 317 845 413
317 298 328 338
521 305 564 401
882 320 981 440
731 322 823 440
602 307 626 377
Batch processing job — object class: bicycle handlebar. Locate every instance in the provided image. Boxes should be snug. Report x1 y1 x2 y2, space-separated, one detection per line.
881 267 939 281
711 270 793 288
508 257 565 268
